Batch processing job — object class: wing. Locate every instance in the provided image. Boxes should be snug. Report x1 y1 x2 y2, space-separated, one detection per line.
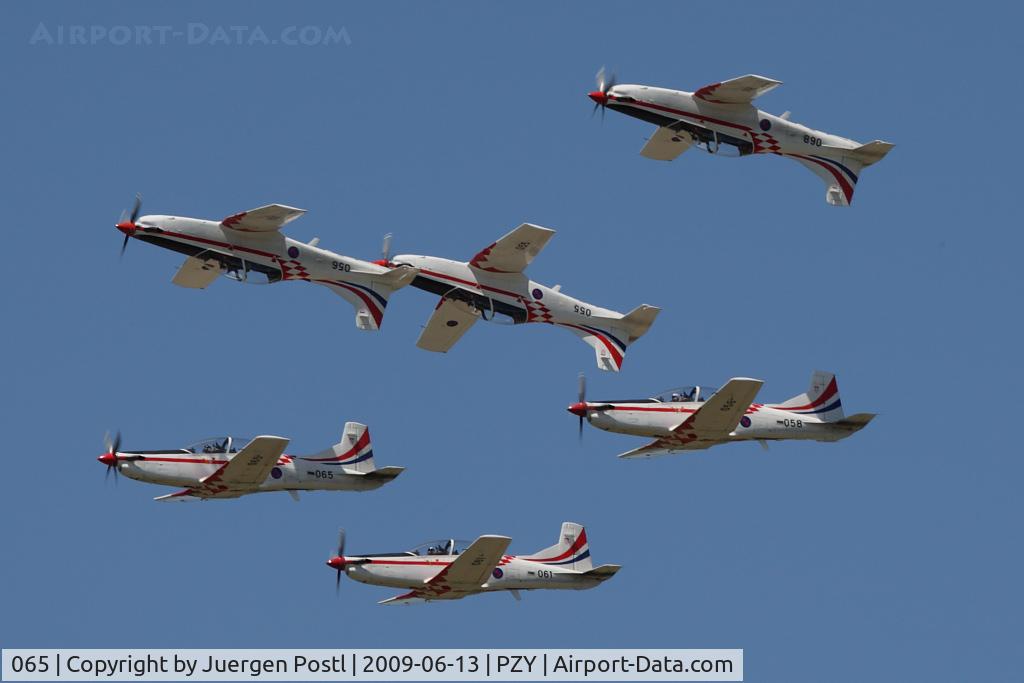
640 127 694 161
469 223 554 273
694 75 781 105
416 297 481 353
443 535 512 587
619 378 764 458
190 436 290 497
378 535 512 605
221 204 306 232
171 256 223 289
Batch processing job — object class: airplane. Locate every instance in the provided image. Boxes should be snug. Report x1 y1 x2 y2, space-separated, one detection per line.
568 370 875 458
113 196 418 330
96 422 403 501
326 522 620 604
588 69 894 206
381 223 660 371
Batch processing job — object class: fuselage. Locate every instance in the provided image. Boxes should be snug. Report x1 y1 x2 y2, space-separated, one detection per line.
392 254 620 327
341 553 607 592
604 84 860 157
583 399 851 443
113 448 393 493
123 214 412 328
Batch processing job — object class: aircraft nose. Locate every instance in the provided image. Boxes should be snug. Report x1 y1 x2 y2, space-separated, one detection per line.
588 91 608 105
97 452 116 466
115 221 137 236
567 402 588 417
326 556 346 570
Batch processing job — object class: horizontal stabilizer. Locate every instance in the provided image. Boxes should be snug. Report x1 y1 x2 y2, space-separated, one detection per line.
356 465 405 480
848 140 894 167
832 413 876 433
584 564 622 581
621 304 661 343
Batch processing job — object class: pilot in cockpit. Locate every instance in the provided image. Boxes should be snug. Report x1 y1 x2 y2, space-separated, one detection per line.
427 543 447 556
671 392 683 402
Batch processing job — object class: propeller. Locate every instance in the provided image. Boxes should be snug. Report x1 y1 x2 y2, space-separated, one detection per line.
576 373 587 439
589 67 617 120
332 528 347 594
374 233 393 267
100 430 122 484
115 193 143 258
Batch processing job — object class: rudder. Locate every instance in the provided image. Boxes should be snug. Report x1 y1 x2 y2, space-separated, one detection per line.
775 371 845 422
301 422 376 473
522 522 593 571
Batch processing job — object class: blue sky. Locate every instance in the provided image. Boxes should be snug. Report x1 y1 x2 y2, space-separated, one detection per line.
1 1 1022 680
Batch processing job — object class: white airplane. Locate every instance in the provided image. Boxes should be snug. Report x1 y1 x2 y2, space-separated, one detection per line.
384 223 660 371
97 423 403 501
114 196 417 330
589 70 894 206
326 522 619 604
569 371 875 458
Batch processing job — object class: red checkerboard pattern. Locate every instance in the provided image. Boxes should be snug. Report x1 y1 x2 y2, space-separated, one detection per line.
525 299 553 323
275 258 310 281
751 132 781 154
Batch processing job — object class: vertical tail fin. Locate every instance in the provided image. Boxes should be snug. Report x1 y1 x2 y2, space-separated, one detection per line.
522 522 592 572
301 422 376 473
568 305 660 373
775 371 845 422
319 265 417 331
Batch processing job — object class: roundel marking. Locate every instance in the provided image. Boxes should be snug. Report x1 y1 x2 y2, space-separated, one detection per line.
271 467 283 479
445 320 459 327
759 119 771 131
739 416 752 428
492 567 504 579
532 288 543 300
287 246 300 258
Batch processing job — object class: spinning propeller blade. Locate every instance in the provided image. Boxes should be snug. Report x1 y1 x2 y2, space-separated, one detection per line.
101 430 122 484
577 373 587 440
381 233 393 263
335 528 347 594
116 193 142 259
129 193 142 223
590 66 617 122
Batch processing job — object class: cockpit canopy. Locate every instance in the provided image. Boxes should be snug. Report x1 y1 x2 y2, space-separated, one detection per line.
183 436 253 454
406 539 474 557
650 386 719 403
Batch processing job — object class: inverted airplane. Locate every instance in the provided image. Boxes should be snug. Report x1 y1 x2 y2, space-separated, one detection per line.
569 371 874 458
97 423 403 501
385 223 660 371
326 522 619 604
113 196 417 330
589 69 894 206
